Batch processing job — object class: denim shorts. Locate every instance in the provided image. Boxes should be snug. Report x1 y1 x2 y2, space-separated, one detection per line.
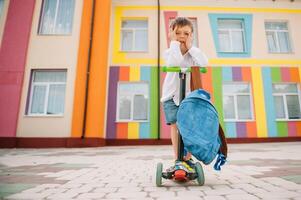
162 98 179 125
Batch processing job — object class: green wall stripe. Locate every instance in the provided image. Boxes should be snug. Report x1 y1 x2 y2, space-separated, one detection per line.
271 67 281 82
150 67 159 139
212 67 224 129
277 122 288 137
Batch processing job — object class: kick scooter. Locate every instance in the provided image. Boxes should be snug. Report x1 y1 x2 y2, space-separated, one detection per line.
156 66 207 186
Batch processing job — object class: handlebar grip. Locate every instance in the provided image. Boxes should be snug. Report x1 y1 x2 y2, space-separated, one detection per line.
161 66 207 73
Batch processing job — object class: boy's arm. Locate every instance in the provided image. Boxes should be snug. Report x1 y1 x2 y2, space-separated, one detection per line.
164 41 184 67
188 47 209 66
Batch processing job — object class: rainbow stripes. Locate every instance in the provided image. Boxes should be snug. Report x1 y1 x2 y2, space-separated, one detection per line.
107 66 301 140
220 67 258 138
262 67 301 137
106 66 158 139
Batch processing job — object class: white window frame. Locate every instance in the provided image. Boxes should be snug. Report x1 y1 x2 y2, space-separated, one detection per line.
116 81 149 122
265 21 292 53
223 82 254 122
0 0 4 16
272 83 301 121
38 0 75 35
217 19 246 53
28 70 67 117
120 19 148 52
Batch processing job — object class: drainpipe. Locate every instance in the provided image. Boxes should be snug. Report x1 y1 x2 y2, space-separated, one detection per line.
82 0 96 139
157 0 161 139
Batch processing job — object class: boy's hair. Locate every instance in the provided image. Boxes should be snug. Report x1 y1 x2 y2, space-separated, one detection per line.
170 17 194 32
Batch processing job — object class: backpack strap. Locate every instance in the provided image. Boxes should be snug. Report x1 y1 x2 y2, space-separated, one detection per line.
218 125 228 158
214 153 226 171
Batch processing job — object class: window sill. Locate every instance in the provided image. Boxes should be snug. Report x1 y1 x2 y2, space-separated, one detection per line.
217 51 251 58
38 33 72 36
25 114 64 118
119 50 148 53
224 119 255 122
268 51 294 54
275 119 301 122
116 120 149 123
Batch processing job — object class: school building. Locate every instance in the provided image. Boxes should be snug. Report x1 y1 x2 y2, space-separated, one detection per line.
0 0 301 148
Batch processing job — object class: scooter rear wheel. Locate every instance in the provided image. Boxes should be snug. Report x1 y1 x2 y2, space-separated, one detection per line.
156 162 163 187
195 162 205 186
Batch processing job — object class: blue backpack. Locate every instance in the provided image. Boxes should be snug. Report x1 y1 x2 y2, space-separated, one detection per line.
177 89 226 170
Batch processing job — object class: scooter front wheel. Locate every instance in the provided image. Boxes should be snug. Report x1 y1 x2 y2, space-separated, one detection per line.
156 162 163 187
195 162 205 186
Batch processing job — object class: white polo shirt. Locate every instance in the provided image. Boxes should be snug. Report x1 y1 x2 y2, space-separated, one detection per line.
161 41 208 106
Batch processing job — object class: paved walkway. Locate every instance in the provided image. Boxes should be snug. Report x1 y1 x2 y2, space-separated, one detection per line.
0 142 301 200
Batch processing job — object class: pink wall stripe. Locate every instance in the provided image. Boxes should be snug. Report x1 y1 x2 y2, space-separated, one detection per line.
281 67 290 82
160 72 170 139
288 122 297 137
163 11 177 47
0 0 35 137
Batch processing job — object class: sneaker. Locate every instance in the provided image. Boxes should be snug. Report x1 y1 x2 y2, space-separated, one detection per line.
181 161 195 173
166 160 179 172
185 158 196 169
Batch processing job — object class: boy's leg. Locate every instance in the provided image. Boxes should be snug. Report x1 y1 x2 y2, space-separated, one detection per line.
171 123 193 161
170 124 178 159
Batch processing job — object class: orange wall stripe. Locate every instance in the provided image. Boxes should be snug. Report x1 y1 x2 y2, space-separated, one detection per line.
296 121 301 137
201 67 214 101
290 67 300 83
247 121 257 138
116 123 128 139
71 0 93 137
85 0 111 138
119 66 129 81
241 66 251 81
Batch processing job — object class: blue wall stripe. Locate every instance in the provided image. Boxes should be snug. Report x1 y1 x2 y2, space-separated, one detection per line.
139 66 151 138
262 67 278 137
225 122 237 138
222 67 233 81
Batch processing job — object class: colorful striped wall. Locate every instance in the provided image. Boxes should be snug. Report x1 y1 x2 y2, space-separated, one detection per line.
106 66 159 139
262 67 301 137
220 67 257 138
108 66 301 140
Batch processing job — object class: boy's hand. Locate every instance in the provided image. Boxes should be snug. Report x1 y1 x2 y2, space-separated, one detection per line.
168 27 177 41
185 33 193 50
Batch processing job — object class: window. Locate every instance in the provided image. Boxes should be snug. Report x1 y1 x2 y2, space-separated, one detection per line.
117 82 149 122
121 19 148 51
218 19 245 52
39 0 75 35
0 0 4 17
208 14 252 57
265 22 292 53
28 70 67 116
272 84 301 120
223 83 253 121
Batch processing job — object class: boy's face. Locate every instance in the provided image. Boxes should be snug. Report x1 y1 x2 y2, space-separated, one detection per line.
174 25 192 43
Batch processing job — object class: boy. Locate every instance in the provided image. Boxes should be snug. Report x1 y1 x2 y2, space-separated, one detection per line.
161 17 208 168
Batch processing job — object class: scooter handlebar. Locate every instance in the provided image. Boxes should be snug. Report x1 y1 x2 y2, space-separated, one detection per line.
161 66 207 73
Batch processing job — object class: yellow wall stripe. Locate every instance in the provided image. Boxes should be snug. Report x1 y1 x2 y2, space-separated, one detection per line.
129 65 140 81
116 6 301 13
128 122 139 139
251 67 268 138
210 59 301 66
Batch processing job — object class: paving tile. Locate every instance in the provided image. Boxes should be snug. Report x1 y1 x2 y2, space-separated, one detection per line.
0 142 300 200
